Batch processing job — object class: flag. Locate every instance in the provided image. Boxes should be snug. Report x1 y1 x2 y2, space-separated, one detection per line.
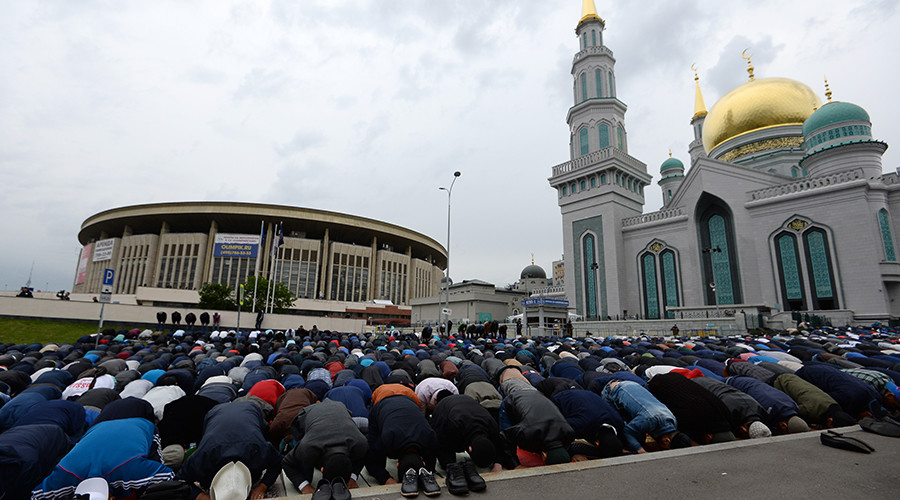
271 223 283 258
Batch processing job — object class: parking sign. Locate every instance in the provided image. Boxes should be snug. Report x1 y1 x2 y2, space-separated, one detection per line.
103 269 115 286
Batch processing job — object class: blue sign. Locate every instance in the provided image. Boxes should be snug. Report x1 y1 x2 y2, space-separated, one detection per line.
521 298 569 307
103 268 115 286
213 234 260 258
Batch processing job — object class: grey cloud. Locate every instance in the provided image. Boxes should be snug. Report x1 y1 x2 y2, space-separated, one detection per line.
233 68 291 101
706 36 782 98
274 130 326 158
183 66 227 85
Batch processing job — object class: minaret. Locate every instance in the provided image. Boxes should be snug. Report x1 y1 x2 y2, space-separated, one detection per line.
548 1 651 321
659 150 685 206
689 65 708 163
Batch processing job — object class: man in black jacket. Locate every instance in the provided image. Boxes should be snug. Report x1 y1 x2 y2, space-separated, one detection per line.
282 399 367 498
499 377 574 465
177 401 282 500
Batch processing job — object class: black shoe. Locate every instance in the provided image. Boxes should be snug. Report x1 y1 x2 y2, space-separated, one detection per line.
444 462 468 496
461 459 486 492
419 467 441 497
312 479 332 500
401 467 419 497
330 477 351 500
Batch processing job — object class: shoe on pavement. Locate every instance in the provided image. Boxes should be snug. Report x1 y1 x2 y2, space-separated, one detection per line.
331 476 352 500
311 478 332 500
401 467 420 497
419 467 442 497
444 462 468 496
461 459 486 492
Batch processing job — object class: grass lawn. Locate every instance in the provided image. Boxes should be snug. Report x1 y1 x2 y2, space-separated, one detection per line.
0 318 142 346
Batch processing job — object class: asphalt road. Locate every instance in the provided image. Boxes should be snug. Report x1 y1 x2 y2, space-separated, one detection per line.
278 426 898 500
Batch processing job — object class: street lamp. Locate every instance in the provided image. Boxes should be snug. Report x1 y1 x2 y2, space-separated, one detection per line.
702 246 722 317
439 171 461 332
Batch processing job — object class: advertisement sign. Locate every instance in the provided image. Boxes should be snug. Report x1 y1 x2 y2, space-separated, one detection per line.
213 233 260 258
92 238 115 262
75 244 91 285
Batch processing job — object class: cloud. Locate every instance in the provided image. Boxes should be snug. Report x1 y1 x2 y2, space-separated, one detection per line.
274 130 326 158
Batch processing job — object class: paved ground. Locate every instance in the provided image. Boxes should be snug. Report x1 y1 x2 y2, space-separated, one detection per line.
275 426 898 500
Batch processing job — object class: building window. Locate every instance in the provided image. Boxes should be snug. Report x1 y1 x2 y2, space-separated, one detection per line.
571 183 577 194
878 209 897 262
590 176 596 188
591 30 596 46
641 252 659 319
600 173 607 184
608 72 614 97
595 69 603 98
598 123 610 149
660 250 679 318
616 126 624 150
580 73 588 102
580 180 586 191
667 189 672 200
698 201 742 306
561 186 567 196
579 127 589 156
775 232 806 311
582 32 587 49
583 234 598 319
791 167 799 178
803 228 837 310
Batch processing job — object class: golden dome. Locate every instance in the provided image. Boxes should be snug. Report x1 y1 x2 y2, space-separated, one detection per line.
702 77 822 153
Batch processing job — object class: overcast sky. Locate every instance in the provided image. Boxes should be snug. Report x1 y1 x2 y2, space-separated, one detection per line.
2 0 898 293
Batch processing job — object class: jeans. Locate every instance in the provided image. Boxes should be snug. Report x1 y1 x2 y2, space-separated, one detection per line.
602 380 677 452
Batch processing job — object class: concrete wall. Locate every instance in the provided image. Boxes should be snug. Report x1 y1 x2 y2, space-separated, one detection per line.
0 296 366 334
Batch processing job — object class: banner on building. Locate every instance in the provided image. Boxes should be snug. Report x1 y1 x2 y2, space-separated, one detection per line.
92 238 115 262
75 244 92 285
213 233 261 258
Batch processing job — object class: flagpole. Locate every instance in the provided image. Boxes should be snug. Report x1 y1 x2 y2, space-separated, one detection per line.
269 222 283 313
252 220 264 313
264 223 274 317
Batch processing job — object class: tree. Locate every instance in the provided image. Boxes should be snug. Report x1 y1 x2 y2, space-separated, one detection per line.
242 276 295 313
198 283 236 311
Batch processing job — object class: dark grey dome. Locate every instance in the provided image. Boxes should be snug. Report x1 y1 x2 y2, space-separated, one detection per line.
520 264 547 279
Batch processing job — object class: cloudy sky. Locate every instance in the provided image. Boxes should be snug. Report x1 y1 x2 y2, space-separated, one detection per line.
2 0 898 293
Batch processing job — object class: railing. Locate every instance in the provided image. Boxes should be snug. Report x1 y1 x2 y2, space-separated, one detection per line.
530 286 566 297
573 45 615 63
550 147 646 177
621 207 685 227
747 168 865 202
882 171 900 185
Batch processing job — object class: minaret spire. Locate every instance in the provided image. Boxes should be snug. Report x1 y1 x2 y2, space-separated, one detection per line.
824 76 833 102
692 64 708 120
742 49 755 81
578 0 603 28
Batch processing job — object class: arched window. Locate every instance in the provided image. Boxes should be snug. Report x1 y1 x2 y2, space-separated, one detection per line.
698 198 742 305
660 250 679 318
580 73 587 102
600 173 607 184
580 180 586 191
591 30 597 46
598 123 610 149
615 172 620 184
590 176 596 188
583 234 598 319
878 209 896 261
579 127 589 156
608 73 614 97
582 32 587 49
774 232 806 311
595 69 603 98
616 126 624 150
641 253 659 319
803 228 837 310
791 167 799 178
561 186 567 196
667 189 672 200
570 183 577 194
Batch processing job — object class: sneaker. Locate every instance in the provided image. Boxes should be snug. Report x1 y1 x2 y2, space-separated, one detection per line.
401 467 419 497
444 462 469 496
419 467 441 497
311 479 332 500
461 459 486 492
331 477 351 500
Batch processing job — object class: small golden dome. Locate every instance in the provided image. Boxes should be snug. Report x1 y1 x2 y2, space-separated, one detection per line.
702 77 822 153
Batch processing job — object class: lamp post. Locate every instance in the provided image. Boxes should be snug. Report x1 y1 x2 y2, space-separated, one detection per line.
702 246 722 318
439 171 461 332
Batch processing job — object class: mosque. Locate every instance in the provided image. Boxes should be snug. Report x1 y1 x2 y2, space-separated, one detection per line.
548 0 898 327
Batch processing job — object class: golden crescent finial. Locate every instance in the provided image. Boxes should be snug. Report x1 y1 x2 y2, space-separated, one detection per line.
741 49 755 81
824 75 833 102
691 63 699 81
